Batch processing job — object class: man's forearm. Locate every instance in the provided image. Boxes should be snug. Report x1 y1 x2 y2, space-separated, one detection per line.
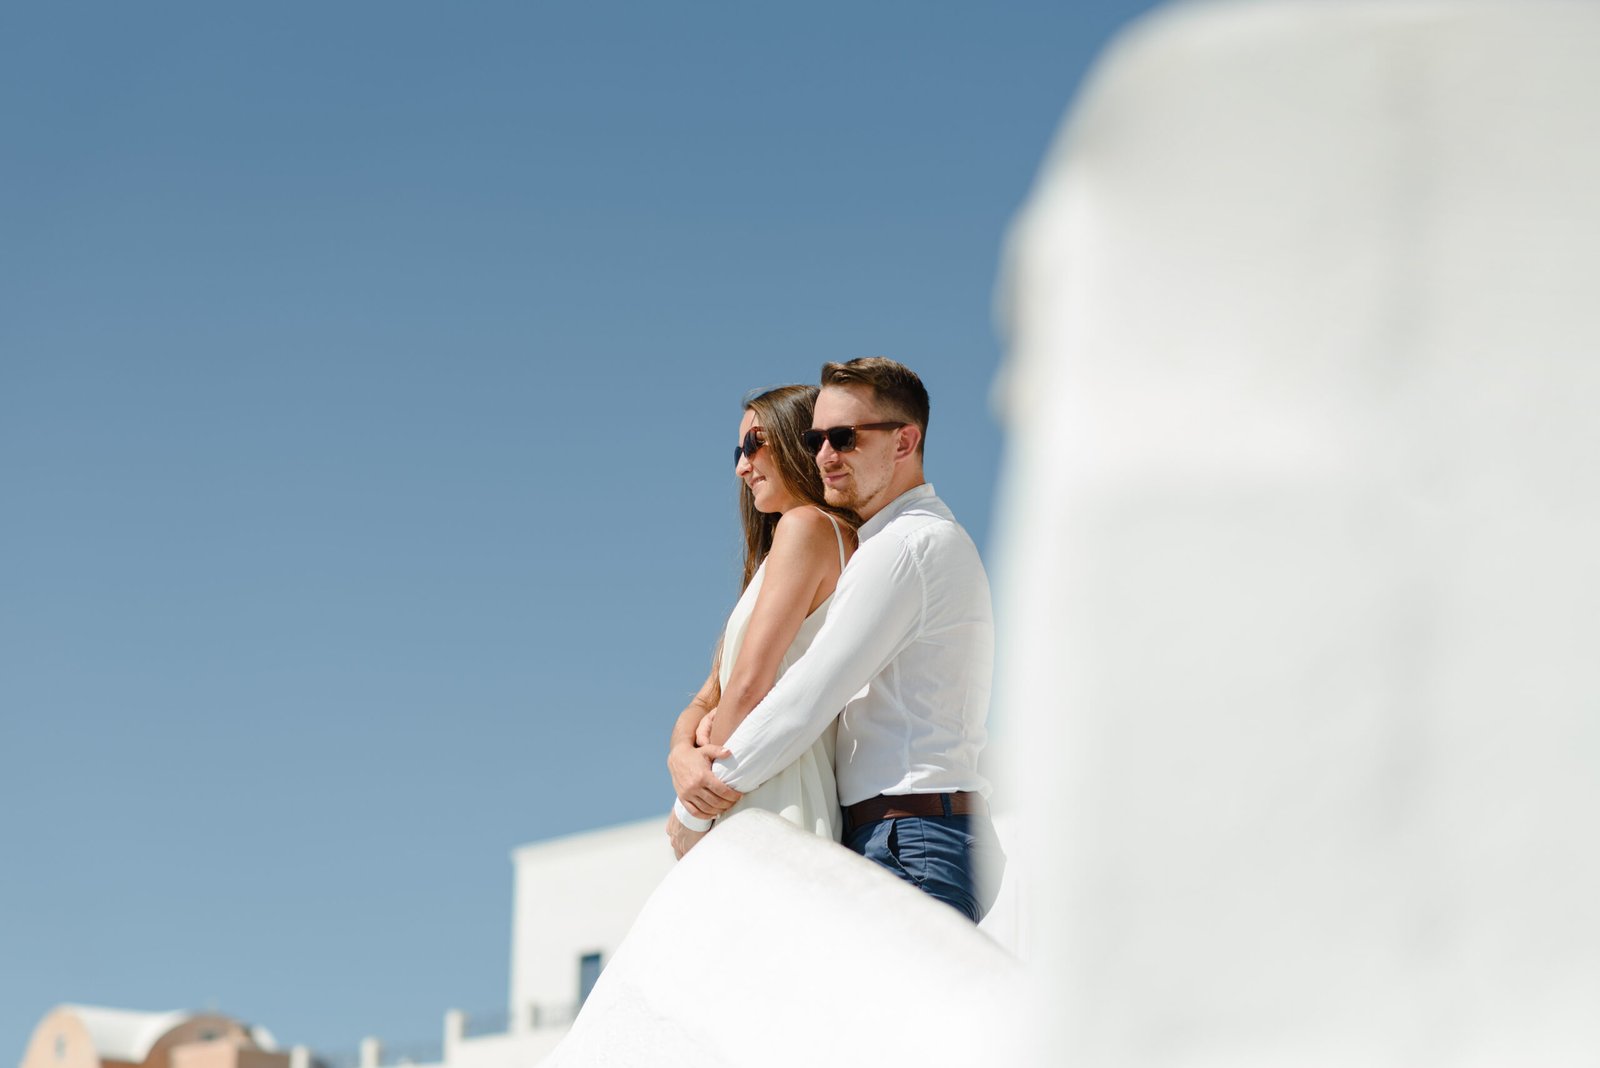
711 536 921 793
712 615 908 790
711 635 879 792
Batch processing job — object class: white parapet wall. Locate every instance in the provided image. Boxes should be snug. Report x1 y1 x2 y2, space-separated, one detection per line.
537 809 1027 1068
995 0 1600 1063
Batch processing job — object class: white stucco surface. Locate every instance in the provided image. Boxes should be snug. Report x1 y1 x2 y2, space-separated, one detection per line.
995 0 1600 1063
538 810 1025 1067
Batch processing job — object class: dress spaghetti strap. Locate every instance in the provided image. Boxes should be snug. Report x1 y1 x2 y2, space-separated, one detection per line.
815 508 848 570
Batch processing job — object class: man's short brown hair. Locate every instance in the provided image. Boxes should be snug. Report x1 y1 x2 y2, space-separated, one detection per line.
819 357 930 455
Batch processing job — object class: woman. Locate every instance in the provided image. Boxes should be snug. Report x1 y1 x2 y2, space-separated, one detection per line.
666 384 858 853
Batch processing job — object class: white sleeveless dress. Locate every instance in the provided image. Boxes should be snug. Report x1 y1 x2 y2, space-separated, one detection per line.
713 509 847 842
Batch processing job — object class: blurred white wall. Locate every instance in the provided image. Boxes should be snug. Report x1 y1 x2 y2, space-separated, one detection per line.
994 0 1600 1063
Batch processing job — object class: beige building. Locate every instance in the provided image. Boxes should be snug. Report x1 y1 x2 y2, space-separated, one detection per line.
20 1007 287 1068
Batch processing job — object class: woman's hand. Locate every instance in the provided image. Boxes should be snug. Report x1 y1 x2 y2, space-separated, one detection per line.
694 708 717 747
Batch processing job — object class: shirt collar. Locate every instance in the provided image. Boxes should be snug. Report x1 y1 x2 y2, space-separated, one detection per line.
858 482 936 542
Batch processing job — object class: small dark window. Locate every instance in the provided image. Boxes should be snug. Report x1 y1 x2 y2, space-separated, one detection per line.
577 952 603 1005
55 1038 66 1060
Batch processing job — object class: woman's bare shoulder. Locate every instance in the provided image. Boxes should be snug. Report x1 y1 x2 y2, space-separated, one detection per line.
769 506 840 555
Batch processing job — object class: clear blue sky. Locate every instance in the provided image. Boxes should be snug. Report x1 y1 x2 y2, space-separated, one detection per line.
1 1 1158 1059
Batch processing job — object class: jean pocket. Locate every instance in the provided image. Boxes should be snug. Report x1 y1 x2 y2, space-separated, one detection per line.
888 819 928 887
865 819 905 880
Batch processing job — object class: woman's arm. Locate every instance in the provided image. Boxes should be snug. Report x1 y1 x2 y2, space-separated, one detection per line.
667 666 742 819
669 667 718 755
708 508 842 748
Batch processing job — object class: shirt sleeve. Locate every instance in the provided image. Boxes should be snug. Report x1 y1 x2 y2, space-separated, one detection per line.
711 530 923 792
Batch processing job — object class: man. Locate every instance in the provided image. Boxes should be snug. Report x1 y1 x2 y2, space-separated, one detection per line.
667 357 1002 921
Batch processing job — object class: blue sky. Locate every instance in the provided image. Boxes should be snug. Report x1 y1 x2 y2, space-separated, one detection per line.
0 1 1158 1058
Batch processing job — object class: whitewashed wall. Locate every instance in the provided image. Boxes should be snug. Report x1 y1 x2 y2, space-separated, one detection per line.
538 810 1027 1068
995 1 1600 1063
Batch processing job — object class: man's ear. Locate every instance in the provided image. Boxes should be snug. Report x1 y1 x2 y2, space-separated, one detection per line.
894 423 922 461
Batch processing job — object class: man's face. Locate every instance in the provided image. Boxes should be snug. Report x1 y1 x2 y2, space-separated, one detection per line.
811 384 901 518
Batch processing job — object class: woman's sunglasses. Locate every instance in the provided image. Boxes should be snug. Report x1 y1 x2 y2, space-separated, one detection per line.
800 422 906 456
733 427 766 464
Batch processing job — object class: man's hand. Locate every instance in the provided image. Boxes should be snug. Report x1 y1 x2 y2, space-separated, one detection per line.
666 810 709 859
667 740 742 820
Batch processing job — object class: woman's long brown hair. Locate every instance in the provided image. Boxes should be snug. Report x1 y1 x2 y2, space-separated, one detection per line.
737 384 859 590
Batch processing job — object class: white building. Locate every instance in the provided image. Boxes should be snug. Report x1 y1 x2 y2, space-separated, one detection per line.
496 817 676 1064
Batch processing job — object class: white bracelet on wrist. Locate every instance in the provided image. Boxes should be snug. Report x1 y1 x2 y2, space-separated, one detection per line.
673 798 714 832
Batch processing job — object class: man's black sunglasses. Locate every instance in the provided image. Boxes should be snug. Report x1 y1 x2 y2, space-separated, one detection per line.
733 426 766 464
800 422 907 455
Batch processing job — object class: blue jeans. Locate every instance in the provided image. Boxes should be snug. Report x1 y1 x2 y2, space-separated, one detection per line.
845 811 1006 923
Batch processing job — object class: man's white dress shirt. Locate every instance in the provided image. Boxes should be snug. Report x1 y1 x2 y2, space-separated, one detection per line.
713 483 993 807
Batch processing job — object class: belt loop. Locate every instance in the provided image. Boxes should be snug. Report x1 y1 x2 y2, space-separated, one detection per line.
940 792 953 817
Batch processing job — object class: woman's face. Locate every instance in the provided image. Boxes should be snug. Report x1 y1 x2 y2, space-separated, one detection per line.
736 407 802 514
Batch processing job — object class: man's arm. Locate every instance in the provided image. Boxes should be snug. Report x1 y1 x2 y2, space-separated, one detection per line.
711 534 923 792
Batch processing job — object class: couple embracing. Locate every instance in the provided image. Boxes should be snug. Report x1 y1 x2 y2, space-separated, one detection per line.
666 356 1003 922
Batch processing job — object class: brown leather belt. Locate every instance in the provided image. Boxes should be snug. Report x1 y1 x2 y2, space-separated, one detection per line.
843 791 986 833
